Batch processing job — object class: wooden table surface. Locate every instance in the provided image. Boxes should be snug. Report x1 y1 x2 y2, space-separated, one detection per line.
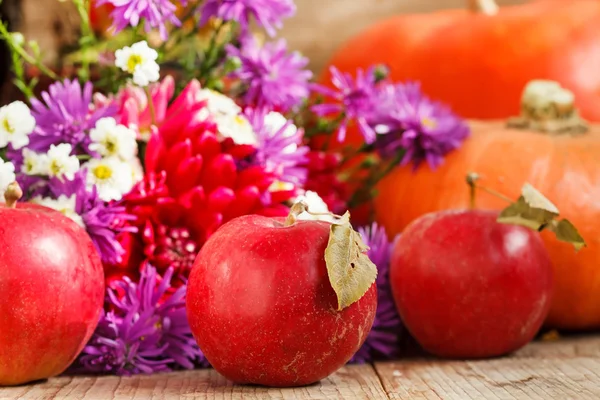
2 335 600 399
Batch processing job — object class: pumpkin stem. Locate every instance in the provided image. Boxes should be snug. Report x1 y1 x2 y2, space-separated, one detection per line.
507 80 588 134
467 0 499 15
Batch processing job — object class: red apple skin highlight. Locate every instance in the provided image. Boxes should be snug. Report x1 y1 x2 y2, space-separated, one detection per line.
186 215 377 387
390 209 554 359
0 202 105 386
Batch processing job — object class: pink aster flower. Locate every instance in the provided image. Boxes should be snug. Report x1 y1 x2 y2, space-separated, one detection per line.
226 38 313 112
96 0 184 40
198 0 295 37
97 76 175 140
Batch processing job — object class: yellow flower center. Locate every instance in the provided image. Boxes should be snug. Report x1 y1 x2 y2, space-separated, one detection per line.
2 118 14 134
93 165 113 180
104 138 117 154
421 117 437 129
24 159 34 173
50 160 62 176
234 115 247 126
126 54 143 73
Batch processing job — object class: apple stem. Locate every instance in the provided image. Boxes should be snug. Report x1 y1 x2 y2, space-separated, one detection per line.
4 182 23 208
466 173 513 207
284 201 309 226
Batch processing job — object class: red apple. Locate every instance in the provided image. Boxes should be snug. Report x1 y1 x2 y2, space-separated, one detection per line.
186 212 377 387
0 183 105 386
390 209 553 359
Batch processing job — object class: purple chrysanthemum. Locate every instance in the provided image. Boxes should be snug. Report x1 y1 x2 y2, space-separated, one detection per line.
96 0 183 40
374 82 470 170
198 0 296 37
311 66 380 144
48 170 136 265
28 79 116 155
243 107 309 186
226 38 313 112
350 223 403 364
77 264 205 375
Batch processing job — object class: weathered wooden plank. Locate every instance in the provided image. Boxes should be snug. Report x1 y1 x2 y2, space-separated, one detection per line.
375 336 600 400
0 364 389 400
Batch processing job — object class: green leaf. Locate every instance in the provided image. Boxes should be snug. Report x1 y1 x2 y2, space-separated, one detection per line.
324 212 378 311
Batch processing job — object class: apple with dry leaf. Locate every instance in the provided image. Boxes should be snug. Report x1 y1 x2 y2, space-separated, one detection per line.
390 175 586 359
186 202 378 387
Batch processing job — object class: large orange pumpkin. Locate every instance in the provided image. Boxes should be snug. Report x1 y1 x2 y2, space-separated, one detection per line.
374 80 600 330
321 0 600 121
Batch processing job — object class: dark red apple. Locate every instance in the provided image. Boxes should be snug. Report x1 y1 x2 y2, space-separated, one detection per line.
390 209 553 359
186 211 377 387
0 183 105 385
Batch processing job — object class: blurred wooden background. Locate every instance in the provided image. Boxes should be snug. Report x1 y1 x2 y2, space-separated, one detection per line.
17 0 527 76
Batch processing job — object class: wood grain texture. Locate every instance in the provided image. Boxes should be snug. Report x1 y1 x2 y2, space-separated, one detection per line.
0 364 388 400
375 335 600 400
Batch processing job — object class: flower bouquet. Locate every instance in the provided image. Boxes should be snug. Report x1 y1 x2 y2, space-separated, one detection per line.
0 0 471 379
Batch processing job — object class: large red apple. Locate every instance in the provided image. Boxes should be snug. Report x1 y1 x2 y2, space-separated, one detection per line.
390 209 554 358
0 183 105 386
186 206 378 387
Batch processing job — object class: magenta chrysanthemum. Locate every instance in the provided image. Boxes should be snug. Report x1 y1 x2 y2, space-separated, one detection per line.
311 66 380 143
350 223 403 364
28 79 116 154
76 264 205 375
198 0 296 37
96 0 183 40
373 82 471 169
243 107 309 186
226 38 312 112
48 170 136 265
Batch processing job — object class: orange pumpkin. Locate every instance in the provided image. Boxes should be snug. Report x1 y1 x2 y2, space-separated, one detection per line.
321 0 600 121
374 80 600 330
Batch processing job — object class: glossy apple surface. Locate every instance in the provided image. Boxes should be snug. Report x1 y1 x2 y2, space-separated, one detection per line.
390 209 553 358
0 202 104 385
186 214 377 387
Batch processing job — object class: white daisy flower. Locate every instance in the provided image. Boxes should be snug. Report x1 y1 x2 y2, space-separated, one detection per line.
0 101 36 150
89 117 138 161
85 157 134 202
46 143 80 181
21 148 48 175
214 114 258 146
30 195 84 227
115 41 160 87
197 89 241 117
0 160 16 201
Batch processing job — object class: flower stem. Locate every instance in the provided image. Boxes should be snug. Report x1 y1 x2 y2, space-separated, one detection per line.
72 0 97 82
145 86 157 126
0 21 59 81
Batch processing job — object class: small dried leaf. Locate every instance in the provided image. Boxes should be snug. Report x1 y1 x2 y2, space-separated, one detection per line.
496 182 586 251
497 196 558 231
324 217 378 311
521 183 559 214
548 219 587 251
